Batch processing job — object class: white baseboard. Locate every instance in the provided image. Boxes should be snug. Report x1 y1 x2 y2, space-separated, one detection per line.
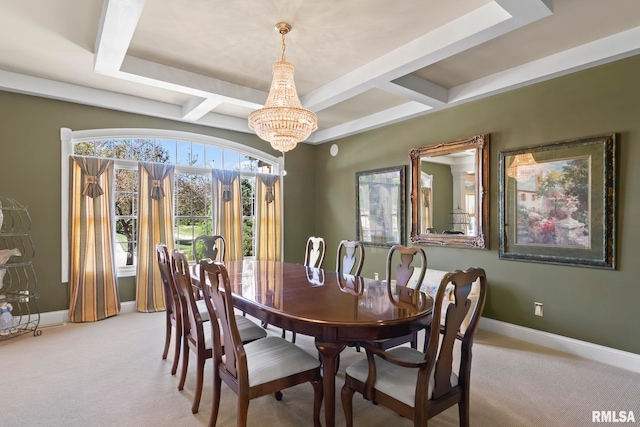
39 301 137 326
479 317 640 374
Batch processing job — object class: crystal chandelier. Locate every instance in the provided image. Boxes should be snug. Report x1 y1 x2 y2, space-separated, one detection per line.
507 153 539 182
248 22 318 153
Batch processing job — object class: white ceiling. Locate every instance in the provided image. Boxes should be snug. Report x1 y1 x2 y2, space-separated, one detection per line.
1 0 639 145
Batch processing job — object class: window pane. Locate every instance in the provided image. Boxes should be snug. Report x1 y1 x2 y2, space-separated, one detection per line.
192 218 214 238
95 140 114 157
243 218 254 257
115 218 136 267
143 139 163 163
116 193 134 215
241 155 258 172
113 139 130 159
192 194 208 216
134 139 149 161
74 141 95 156
157 140 176 164
191 143 205 167
206 146 223 169
115 169 134 191
177 141 192 166
223 150 240 171
241 178 255 217
174 219 193 253
175 195 192 216
257 160 273 174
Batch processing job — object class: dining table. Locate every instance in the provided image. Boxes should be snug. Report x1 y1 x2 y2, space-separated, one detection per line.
191 259 433 427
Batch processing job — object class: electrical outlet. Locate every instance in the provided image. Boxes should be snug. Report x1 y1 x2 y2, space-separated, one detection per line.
374 273 379 281
534 302 544 317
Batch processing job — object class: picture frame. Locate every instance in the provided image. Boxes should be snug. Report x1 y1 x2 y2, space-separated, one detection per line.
356 165 406 247
499 134 616 269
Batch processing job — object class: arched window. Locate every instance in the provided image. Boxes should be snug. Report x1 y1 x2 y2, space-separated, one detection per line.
61 128 282 280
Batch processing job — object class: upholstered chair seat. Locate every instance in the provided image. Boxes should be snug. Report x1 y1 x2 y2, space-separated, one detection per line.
345 346 458 405
244 336 322 387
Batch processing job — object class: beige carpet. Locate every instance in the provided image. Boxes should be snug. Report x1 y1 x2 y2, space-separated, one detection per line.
1 311 639 427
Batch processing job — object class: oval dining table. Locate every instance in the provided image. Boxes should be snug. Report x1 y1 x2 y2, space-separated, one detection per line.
192 259 433 427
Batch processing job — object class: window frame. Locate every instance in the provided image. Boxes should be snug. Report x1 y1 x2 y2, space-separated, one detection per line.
61 127 282 282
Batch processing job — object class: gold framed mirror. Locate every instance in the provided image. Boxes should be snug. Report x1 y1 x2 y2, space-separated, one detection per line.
409 134 489 249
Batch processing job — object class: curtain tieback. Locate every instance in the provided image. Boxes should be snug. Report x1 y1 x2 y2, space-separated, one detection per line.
222 184 231 202
150 179 165 200
83 175 104 198
265 185 275 203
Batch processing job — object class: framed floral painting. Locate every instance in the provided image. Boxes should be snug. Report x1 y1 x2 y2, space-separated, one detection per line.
498 134 616 269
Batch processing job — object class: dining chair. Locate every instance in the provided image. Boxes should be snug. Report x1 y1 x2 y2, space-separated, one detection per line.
170 249 267 414
341 267 488 427
276 236 328 343
368 244 427 351
199 259 323 427
304 236 326 268
193 235 226 263
156 243 182 375
157 243 212 374
336 240 365 276
335 240 365 358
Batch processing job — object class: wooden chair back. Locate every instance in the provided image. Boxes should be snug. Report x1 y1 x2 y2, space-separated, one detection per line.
304 236 326 268
365 244 427 350
171 250 205 342
336 240 365 276
156 243 177 323
199 259 243 380
426 268 487 403
385 244 427 289
156 243 182 373
193 235 226 263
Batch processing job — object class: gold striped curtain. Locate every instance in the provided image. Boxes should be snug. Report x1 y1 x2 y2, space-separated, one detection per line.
212 169 243 261
68 156 120 322
256 174 281 261
136 162 175 313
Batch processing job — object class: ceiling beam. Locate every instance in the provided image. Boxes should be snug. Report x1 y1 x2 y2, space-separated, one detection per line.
94 0 147 75
308 102 431 144
448 25 640 105
378 75 448 107
182 97 223 121
119 56 266 109
300 0 553 112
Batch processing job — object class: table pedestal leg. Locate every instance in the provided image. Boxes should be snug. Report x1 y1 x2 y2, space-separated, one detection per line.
315 340 346 427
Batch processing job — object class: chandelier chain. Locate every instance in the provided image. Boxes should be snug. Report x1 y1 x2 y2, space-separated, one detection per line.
281 30 286 61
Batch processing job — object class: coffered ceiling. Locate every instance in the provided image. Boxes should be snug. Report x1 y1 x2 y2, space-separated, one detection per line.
1 0 639 144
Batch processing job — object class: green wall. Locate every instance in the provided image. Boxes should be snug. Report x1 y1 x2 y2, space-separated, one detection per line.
315 55 640 355
0 92 315 312
2 53 639 355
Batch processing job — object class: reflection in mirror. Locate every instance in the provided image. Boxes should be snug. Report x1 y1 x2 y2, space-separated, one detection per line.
409 134 489 249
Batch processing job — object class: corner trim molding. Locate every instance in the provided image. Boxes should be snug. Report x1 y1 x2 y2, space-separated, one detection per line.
480 317 640 374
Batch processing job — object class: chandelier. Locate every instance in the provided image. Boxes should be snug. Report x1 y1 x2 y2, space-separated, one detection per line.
248 22 318 153
507 153 539 182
